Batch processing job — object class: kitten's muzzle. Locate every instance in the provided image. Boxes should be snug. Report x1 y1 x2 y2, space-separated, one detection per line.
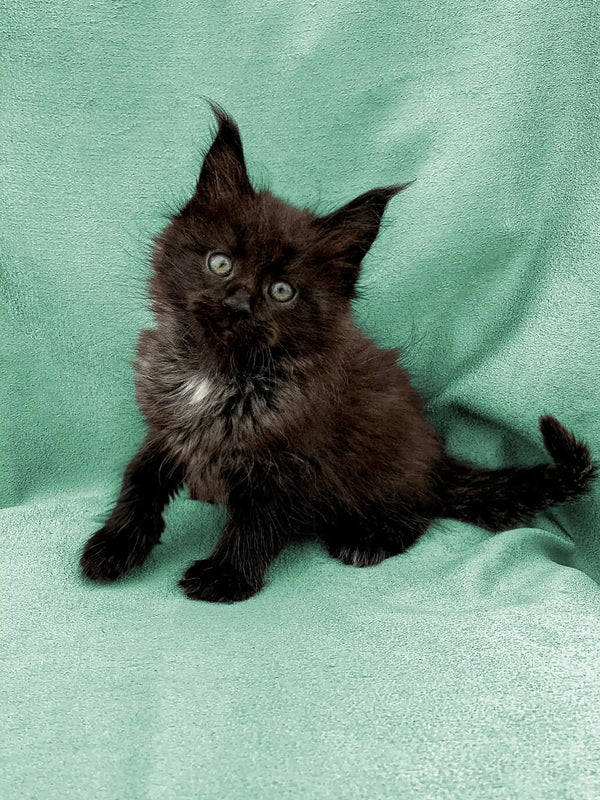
222 289 252 315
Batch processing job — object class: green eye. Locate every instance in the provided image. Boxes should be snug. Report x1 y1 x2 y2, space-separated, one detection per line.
207 252 232 276
269 280 295 303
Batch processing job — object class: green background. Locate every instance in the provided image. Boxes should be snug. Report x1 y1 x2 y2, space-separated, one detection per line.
2 1 600 798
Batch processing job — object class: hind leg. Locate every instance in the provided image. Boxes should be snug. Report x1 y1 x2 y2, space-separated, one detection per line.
322 502 432 567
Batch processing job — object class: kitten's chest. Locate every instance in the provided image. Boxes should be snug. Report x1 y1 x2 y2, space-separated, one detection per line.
166 375 247 502
167 371 272 447
135 330 280 501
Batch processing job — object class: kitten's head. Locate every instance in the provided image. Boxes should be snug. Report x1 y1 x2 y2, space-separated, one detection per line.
152 104 410 363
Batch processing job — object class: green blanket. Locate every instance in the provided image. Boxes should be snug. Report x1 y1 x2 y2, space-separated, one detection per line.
3 2 600 798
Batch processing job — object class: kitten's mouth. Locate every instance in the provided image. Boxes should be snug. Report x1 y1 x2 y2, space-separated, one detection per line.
219 316 259 346
191 304 278 351
220 319 279 350
223 316 250 334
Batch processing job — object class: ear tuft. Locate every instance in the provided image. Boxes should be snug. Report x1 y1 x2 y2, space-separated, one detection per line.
194 101 254 200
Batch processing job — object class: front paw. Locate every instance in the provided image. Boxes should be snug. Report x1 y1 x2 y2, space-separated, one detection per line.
179 559 260 603
327 542 392 568
80 524 158 582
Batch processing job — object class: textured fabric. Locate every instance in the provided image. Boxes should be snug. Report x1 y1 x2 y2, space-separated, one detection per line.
2 1 600 798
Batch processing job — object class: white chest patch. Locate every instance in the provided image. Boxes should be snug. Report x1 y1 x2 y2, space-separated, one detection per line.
185 375 214 407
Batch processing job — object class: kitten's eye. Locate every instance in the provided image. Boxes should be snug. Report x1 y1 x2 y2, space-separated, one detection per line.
207 252 232 276
269 280 295 303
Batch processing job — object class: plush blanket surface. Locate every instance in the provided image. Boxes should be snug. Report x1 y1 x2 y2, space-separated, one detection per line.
2 2 600 798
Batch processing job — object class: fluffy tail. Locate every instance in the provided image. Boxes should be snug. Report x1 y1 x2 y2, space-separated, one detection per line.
435 415 596 531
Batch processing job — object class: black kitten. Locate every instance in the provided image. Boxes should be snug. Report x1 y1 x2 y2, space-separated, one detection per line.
81 104 596 602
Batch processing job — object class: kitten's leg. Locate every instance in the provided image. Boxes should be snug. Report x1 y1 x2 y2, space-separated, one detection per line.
179 472 291 603
80 438 183 582
324 502 431 567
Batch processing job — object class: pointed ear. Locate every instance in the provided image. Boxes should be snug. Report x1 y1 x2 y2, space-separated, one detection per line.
313 182 413 296
195 103 254 199
317 182 413 264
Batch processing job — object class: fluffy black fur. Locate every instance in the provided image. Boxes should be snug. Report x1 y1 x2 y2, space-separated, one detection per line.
80 105 596 601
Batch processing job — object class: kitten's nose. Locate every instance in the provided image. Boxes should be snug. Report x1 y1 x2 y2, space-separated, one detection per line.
222 290 252 314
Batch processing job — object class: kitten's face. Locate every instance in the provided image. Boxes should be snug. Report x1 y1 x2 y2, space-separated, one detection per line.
152 104 410 363
156 192 341 357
